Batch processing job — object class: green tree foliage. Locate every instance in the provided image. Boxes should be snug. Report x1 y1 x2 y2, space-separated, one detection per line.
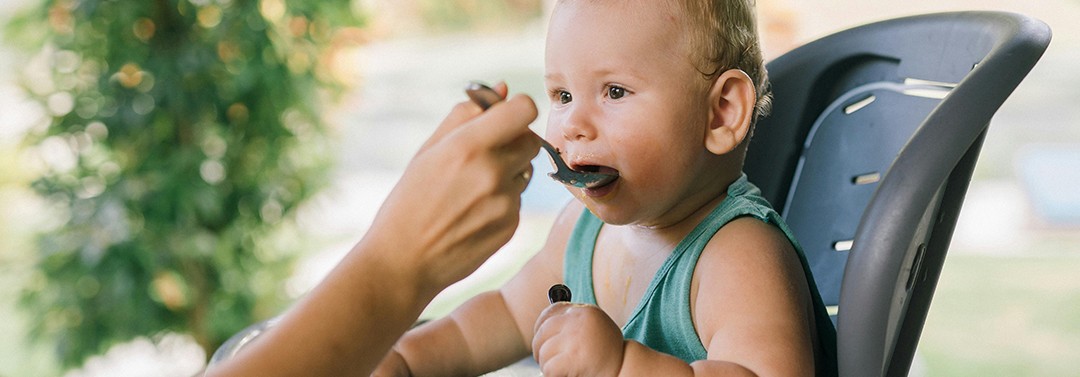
7 0 360 367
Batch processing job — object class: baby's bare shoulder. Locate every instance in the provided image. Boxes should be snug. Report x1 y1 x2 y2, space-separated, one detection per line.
699 216 799 272
692 216 809 326
691 217 815 368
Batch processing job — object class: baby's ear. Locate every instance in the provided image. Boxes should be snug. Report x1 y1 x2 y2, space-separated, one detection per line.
704 69 755 155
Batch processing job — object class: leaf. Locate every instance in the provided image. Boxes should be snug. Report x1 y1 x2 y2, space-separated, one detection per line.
15 0 363 368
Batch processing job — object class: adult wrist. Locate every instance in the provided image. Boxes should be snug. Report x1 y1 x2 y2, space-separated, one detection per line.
348 234 438 312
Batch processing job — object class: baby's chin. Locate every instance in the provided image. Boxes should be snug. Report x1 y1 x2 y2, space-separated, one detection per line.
581 202 640 226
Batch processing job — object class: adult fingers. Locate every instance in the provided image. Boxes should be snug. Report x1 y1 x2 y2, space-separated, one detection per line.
420 81 509 152
417 99 486 153
498 133 540 184
503 127 542 158
459 93 538 150
492 81 509 98
513 162 534 194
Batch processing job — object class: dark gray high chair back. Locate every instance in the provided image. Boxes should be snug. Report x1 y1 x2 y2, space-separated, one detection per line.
743 12 1050 377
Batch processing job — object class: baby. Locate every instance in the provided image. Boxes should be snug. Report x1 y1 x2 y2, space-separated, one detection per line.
375 0 836 375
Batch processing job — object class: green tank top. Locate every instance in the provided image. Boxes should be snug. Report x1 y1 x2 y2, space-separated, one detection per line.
563 174 838 376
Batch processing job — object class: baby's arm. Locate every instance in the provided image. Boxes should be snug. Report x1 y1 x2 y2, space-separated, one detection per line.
533 217 817 377
374 201 583 376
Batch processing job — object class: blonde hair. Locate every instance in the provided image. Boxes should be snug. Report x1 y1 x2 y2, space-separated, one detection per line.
551 0 772 122
679 0 773 122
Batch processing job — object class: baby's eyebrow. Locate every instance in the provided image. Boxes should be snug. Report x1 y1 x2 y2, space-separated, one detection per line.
544 69 646 83
590 64 650 82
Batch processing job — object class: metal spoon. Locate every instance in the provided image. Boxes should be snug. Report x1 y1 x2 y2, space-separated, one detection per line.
465 82 619 189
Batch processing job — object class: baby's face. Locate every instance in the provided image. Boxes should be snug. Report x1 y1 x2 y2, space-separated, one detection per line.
544 0 719 227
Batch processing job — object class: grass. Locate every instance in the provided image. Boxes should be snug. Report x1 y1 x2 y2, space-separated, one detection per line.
920 252 1080 376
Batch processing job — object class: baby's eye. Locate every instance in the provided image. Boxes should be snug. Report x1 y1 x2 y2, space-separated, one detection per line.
558 90 573 104
607 85 626 100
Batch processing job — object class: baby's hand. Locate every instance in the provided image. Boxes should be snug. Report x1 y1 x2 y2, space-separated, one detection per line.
532 303 624 377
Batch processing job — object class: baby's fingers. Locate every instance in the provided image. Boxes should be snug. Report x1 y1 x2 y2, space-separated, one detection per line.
533 302 576 337
534 339 574 377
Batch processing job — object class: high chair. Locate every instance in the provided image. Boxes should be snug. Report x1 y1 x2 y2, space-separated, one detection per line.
744 11 1051 376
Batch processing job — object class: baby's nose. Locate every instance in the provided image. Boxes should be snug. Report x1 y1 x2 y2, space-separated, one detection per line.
560 105 598 141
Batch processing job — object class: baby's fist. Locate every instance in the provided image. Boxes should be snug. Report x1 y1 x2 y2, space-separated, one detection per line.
532 303 624 377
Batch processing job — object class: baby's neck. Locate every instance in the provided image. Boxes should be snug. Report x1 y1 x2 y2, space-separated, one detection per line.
592 171 739 325
624 169 740 245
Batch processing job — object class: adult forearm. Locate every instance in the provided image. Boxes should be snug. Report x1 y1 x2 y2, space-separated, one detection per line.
208 238 437 377
206 84 538 377
296 239 436 374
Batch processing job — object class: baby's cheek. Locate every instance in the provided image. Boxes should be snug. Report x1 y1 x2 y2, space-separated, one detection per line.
544 112 569 141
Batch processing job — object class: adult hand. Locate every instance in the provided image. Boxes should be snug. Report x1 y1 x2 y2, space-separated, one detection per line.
205 83 540 377
532 303 626 377
361 81 541 297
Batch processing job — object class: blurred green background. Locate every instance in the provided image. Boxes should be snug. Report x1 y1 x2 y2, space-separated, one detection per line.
2 0 1079 376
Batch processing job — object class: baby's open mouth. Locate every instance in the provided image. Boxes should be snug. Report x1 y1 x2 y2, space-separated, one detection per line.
571 164 620 189
572 164 617 175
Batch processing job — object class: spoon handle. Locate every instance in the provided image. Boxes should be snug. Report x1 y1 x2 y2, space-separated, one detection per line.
548 284 572 304
465 81 503 110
